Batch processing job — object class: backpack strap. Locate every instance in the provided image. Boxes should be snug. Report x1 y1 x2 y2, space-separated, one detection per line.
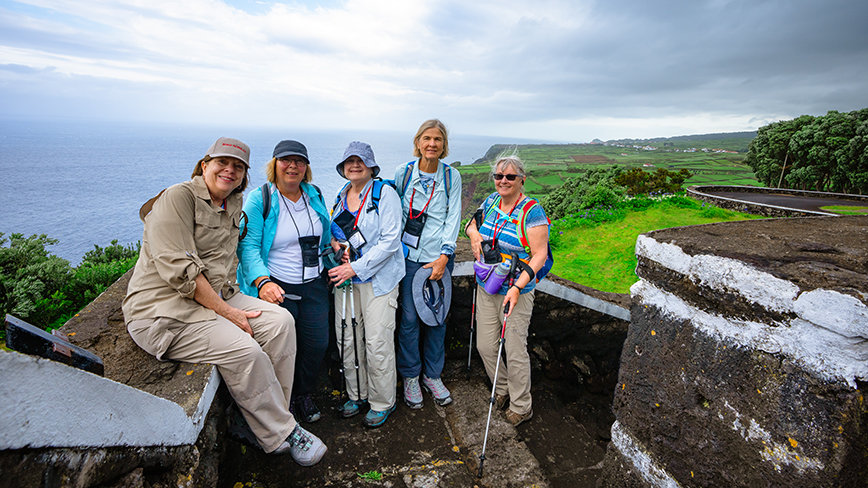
260 183 271 220
332 182 351 216
310 184 326 209
398 161 415 197
399 161 453 214
516 198 541 249
370 179 383 212
482 194 501 223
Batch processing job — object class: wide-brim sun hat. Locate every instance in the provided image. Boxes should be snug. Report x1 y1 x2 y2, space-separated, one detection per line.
412 266 452 326
273 140 309 164
336 141 379 179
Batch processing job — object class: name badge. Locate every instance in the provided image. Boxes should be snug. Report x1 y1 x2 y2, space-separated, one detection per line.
401 213 427 249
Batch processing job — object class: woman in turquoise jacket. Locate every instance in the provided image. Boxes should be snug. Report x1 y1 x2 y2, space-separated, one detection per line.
237 140 333 423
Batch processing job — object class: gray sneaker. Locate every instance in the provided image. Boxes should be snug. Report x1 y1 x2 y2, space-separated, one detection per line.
403 376 423 409
421 375 453 406
273 424 327 466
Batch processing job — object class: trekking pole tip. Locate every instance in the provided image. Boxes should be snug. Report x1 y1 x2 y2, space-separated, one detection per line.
477 456 485 478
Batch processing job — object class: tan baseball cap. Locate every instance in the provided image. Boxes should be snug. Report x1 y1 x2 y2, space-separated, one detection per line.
204 137 250 167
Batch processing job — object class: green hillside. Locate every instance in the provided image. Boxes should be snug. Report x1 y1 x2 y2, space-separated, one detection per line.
456 133 759 217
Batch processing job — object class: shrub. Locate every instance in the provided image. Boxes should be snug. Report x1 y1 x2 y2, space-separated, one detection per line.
541 166 623 220
0 234 139 339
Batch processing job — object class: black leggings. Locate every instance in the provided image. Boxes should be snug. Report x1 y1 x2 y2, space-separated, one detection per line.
270 275 330 399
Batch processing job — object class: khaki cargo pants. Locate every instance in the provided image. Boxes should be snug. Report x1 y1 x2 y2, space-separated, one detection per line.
128 293 297 453
475 285 535 415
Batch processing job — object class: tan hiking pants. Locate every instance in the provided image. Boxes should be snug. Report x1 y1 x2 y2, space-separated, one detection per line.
128 293 297 453
475 285 535 415
334 282 399 412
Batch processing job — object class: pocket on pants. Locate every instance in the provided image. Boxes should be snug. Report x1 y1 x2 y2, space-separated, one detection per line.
384 297 399 331
129 317 183 360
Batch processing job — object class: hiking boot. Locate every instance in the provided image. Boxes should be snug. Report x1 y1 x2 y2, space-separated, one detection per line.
273 424 327 466
505 408 533 427
226 404 258 446
340 398 367 418
292 394 322 423
421 375 453 406
362 403 396 428
494 393 509 411
403 376 423 409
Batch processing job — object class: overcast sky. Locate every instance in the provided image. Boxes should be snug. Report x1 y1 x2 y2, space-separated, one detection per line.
1 0 866 142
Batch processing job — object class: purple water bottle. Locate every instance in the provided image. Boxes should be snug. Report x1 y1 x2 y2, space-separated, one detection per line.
484 259 511 295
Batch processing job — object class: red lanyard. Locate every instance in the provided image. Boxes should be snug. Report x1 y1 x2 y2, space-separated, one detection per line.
350 183 374 230
492 194 523 241
408 180 436 220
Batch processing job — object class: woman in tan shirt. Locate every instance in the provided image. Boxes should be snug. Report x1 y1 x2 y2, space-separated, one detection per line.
122 137 326 466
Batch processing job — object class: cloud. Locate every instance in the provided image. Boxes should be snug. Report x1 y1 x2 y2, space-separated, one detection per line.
0 0 866 141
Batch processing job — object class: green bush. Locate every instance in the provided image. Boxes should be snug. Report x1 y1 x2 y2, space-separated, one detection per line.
541 166 624 220
0 234 139 339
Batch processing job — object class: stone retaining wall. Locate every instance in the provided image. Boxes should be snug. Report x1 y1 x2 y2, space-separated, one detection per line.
1 241 630 487
686 185 848 217
599 216 868 487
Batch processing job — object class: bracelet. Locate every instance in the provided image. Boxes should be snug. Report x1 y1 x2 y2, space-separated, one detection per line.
510 284 521 291
257 278 272 291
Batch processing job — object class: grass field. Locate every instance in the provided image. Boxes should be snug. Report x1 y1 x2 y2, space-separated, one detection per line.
820 205 868 215
457 136 759 214
550 199 760 293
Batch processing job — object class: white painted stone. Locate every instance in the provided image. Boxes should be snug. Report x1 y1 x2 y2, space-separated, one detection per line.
610 421 683 488
720 400 824 473
635 235 800 314
794 289 868 339
0 350 220 449
633 281 868 388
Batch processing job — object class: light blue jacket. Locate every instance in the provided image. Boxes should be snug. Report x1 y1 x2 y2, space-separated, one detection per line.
237 181 332 297
332 179 405 297
395 159 462 263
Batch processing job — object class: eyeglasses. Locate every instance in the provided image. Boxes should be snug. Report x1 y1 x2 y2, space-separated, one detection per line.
278 157 307 166
493 173 522 181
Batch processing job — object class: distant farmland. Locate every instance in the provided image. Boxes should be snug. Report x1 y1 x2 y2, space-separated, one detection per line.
455 134 759 217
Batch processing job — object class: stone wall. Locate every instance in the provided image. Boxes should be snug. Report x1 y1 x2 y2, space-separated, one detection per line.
599 216 868 487
688 185 868 217
1 241 631 487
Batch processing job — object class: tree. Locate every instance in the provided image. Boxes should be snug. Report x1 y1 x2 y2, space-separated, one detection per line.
613 167 693 196
745 108 868 193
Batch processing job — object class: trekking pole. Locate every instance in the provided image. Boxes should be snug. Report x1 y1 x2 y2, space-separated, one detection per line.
467 285 477 374
478 301 511 478
339 285 348 398
348 282 362 396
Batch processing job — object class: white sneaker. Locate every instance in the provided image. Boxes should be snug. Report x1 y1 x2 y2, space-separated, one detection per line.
273 424 327 466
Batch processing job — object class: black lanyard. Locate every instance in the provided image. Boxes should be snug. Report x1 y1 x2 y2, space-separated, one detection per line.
280 191 315 239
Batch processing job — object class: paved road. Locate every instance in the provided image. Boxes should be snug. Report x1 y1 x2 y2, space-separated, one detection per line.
700 190 868 213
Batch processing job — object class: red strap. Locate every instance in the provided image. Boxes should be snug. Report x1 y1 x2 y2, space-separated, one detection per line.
408 180 436 220
492 194 523 242
351 183 374 230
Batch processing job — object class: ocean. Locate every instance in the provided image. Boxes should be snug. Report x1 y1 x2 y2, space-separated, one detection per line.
0 120 552 264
